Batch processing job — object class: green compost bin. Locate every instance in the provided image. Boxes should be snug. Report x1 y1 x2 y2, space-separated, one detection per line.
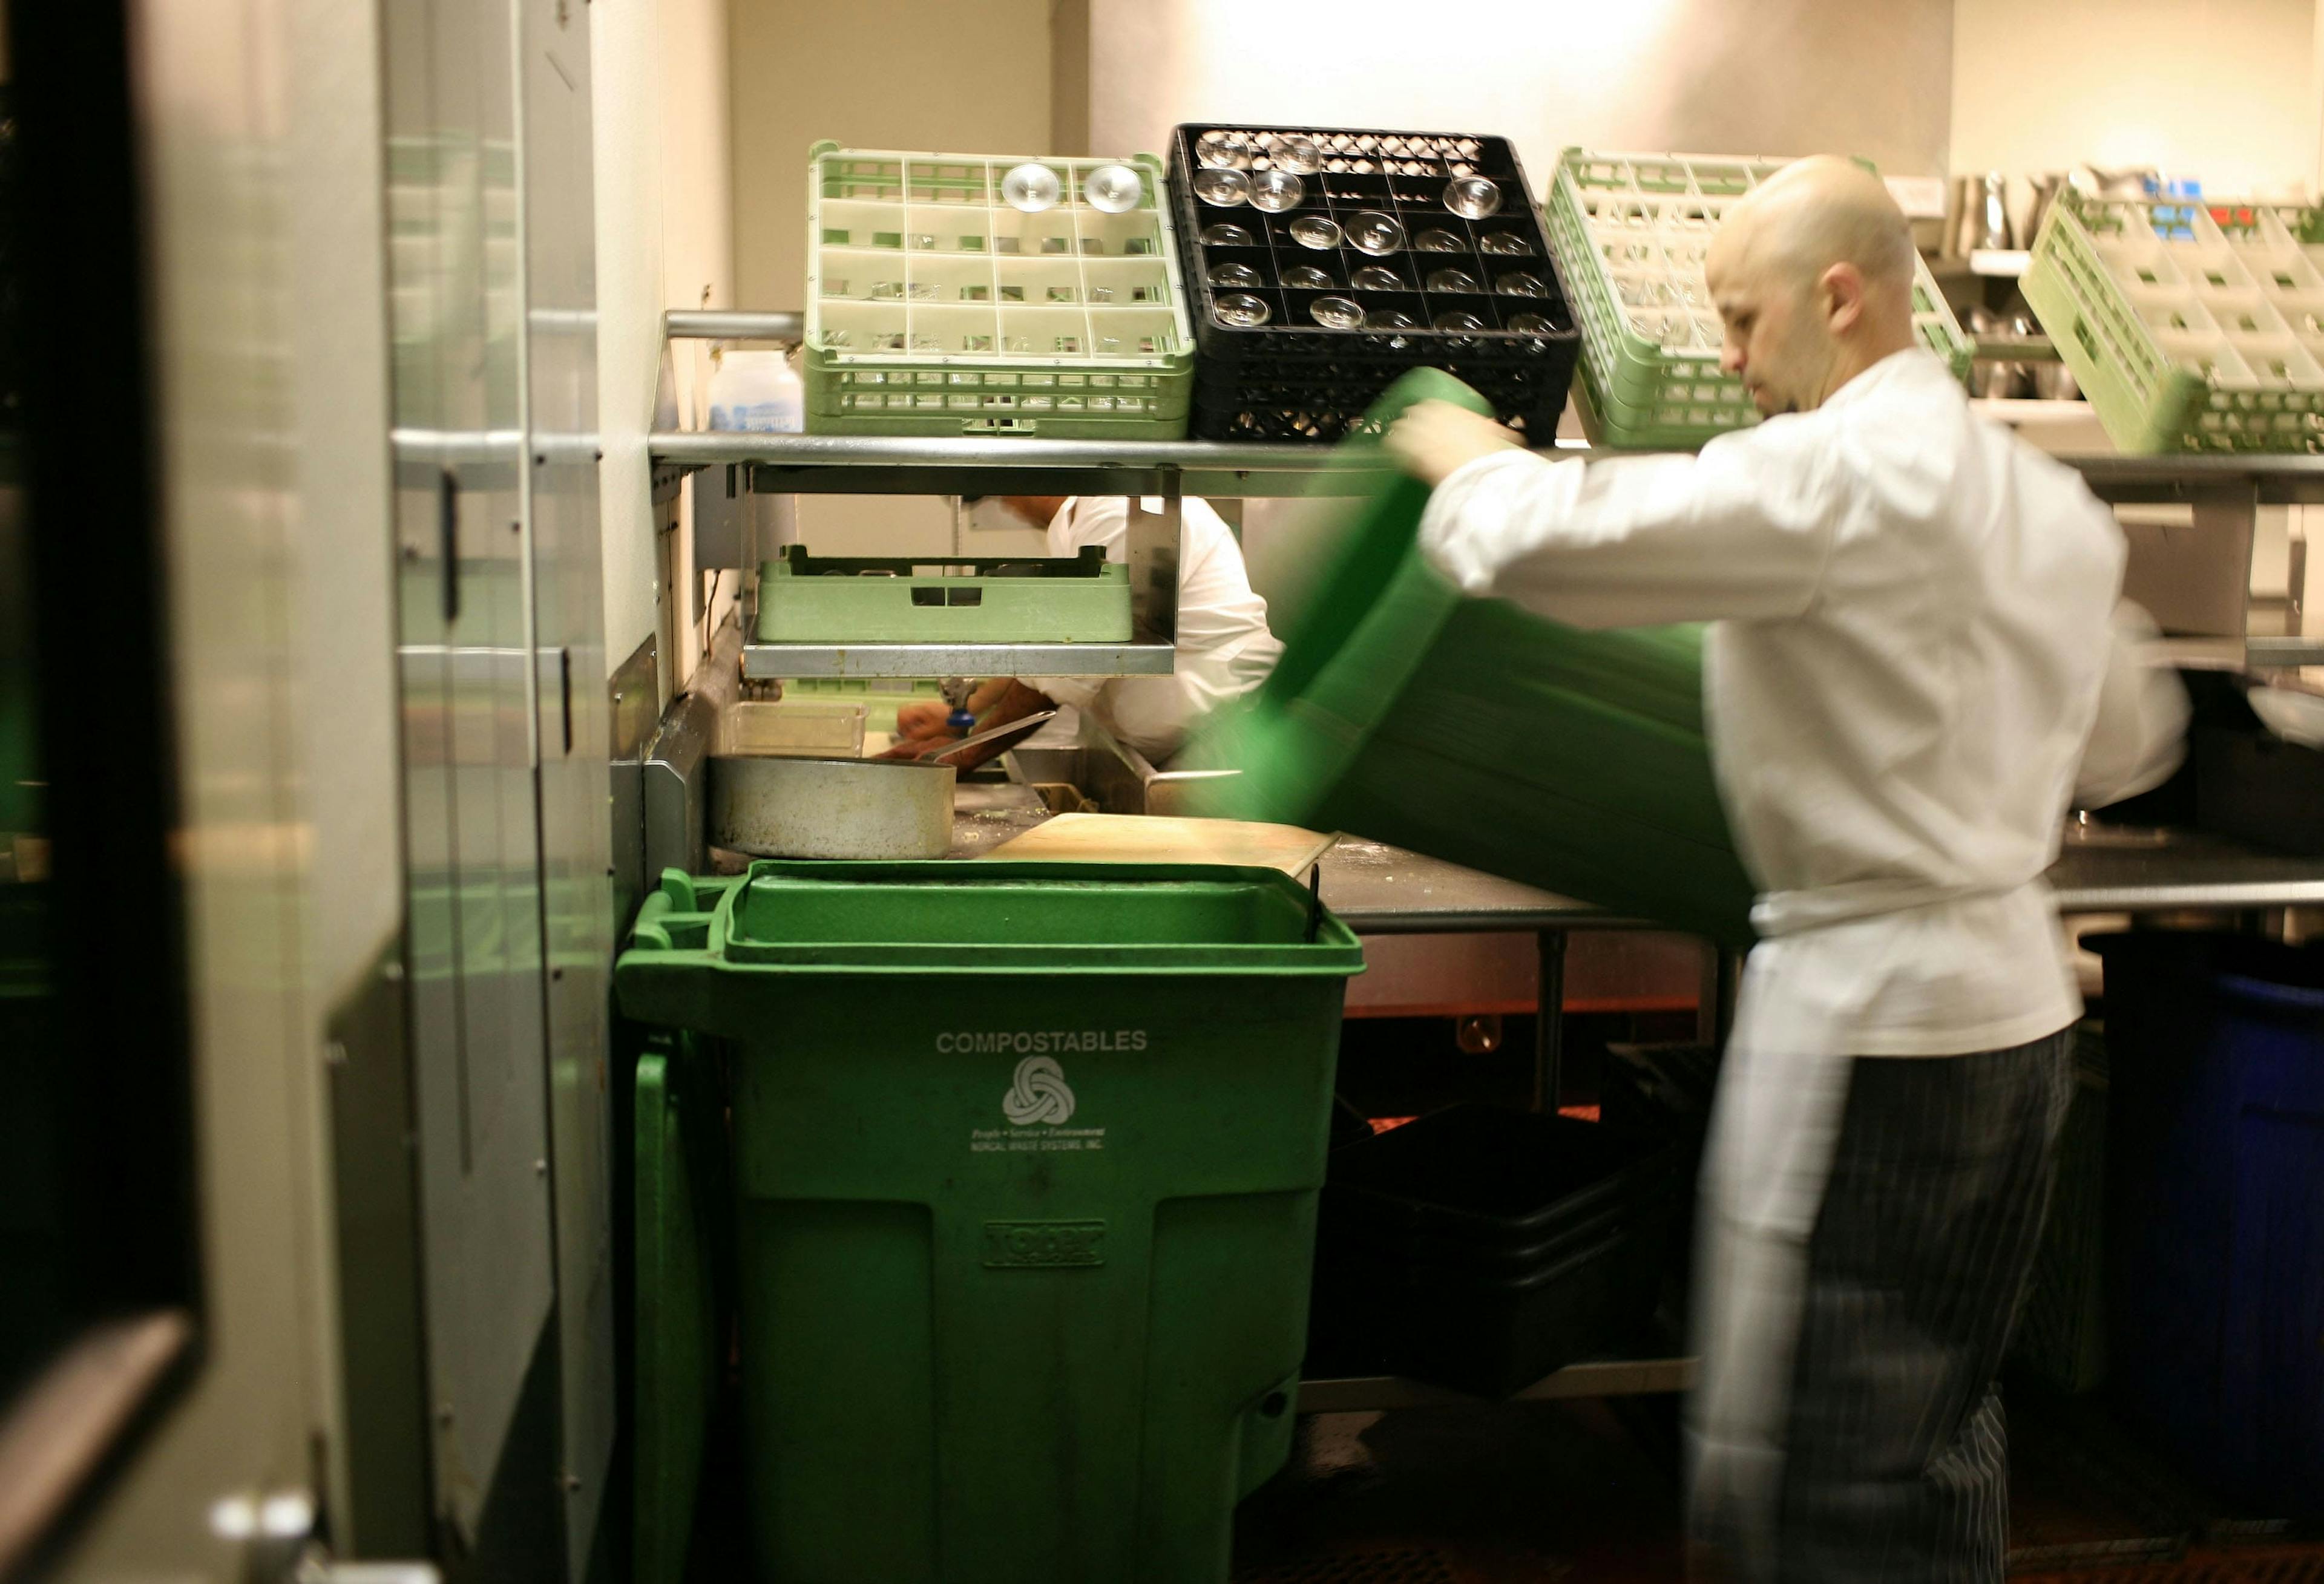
1185 368 1758 951
616 860 1365 1584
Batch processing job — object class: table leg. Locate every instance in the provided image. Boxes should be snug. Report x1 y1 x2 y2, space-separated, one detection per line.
1533 929 1566 1112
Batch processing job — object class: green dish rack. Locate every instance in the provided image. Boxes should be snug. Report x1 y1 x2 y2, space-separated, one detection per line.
1545 148 1974 450
755 544 1132 644
804 143 1196 439
2021 189 2324 453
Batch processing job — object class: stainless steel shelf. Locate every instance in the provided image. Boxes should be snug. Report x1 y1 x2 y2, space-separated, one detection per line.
1298 1355 1699 1413
649 427 2324 503
743 640 1176 679
652 430 1397 499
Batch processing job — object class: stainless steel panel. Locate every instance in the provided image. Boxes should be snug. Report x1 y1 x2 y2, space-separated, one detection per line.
382 0 554 1545
609 634 660 928
513 0 616 1564
643 689 715 883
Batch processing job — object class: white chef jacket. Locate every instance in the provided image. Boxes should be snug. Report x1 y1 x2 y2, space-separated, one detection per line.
1026 496 1283 762
1417 347 2186 1568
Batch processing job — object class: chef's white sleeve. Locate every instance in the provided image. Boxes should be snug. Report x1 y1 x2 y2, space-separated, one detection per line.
1416 427 1840 629
2072 600 2189 808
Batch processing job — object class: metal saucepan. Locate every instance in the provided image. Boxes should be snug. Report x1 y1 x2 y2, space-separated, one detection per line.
707 711 1058 859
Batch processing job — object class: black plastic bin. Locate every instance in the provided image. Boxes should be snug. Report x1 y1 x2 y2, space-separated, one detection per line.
1169 125 1581 443
1307 1104 1679 1396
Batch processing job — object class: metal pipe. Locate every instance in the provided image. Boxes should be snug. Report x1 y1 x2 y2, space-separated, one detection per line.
665 309 804 342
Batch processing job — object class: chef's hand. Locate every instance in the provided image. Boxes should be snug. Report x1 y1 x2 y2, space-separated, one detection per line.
1385 399 1521 487
892 701 954 742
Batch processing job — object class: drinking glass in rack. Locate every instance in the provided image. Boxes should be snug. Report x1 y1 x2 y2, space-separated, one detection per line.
1250 170 1305 212
1000 162 1062 212
1193 168 1253 207
1281 264 1336 290
1351 264 1406 292
1270 136 1322 175
1309 296 1363 329
1414 229 1466 253
1202 222 1256 248
1426 268 1483 295
1477 232 1535 257
1288 215 1342 250
1195 130 1255 169
1347 211 1406 255
1496 273 1550 298
1444 175 1502 219
1213 293 1271 327
1208 261 1263 289
1082 163 1144 213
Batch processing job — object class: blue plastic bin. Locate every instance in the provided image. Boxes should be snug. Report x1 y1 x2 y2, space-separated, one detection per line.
2089 932 2324 1518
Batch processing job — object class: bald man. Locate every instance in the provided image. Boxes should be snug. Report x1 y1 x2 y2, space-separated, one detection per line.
1388 159 2185 1580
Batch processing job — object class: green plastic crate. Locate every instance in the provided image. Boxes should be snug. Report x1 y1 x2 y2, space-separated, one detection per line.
1183 368 1758 950
2021 189 2324 453
616 862 1364 1584
755 544 1132 644
1546 148 1974 450
804 143 1196 439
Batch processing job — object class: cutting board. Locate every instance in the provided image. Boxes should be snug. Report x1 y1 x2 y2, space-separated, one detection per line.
977 813 1337 877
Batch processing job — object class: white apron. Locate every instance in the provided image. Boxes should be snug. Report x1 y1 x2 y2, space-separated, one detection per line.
1682 934 1863 1575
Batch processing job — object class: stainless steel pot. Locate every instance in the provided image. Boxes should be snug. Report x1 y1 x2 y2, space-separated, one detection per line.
707 754 957 859
703 708 1060 860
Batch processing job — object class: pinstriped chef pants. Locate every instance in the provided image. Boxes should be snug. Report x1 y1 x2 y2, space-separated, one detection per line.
1771 1030 2075 1582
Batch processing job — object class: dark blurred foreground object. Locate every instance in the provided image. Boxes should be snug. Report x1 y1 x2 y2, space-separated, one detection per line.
2089 932 2324 1518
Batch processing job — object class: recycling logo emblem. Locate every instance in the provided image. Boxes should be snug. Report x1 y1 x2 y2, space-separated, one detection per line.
1002 1055 1075 1126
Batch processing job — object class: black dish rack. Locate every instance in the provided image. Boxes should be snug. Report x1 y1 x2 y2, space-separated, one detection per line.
1168 123 1581 443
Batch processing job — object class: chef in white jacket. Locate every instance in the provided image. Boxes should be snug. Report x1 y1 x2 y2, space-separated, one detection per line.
885 493 1282 765
1387 157 2185 1582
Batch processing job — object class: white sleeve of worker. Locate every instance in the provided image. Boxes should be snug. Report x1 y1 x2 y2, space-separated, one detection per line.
1024 497 1282 760
1416 426 1840 630
2073 600 2189 808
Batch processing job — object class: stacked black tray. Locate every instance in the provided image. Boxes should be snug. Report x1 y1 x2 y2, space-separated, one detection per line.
1307 1104 1680 1396
1168 123 1581 442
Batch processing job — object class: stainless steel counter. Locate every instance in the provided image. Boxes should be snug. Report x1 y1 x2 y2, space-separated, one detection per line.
1316 830 2324 932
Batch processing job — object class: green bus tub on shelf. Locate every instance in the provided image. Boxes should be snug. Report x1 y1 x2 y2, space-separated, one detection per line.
616 860 1364 1584
756 543 1132 644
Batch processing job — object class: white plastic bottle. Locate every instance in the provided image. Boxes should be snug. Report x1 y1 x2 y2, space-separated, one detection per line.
706 347 804 433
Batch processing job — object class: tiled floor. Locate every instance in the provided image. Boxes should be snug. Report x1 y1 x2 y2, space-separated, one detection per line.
1227 1386 2324 1584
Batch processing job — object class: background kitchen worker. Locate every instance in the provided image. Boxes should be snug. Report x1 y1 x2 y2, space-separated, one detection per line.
882 493 1282 767
1386 157 2187 1582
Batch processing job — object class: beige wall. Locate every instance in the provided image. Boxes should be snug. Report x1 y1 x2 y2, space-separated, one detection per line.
730 0 1054 312
1951 0 2319 199
594 0 735 693
727 0 1055 557
1089 0 1955 180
